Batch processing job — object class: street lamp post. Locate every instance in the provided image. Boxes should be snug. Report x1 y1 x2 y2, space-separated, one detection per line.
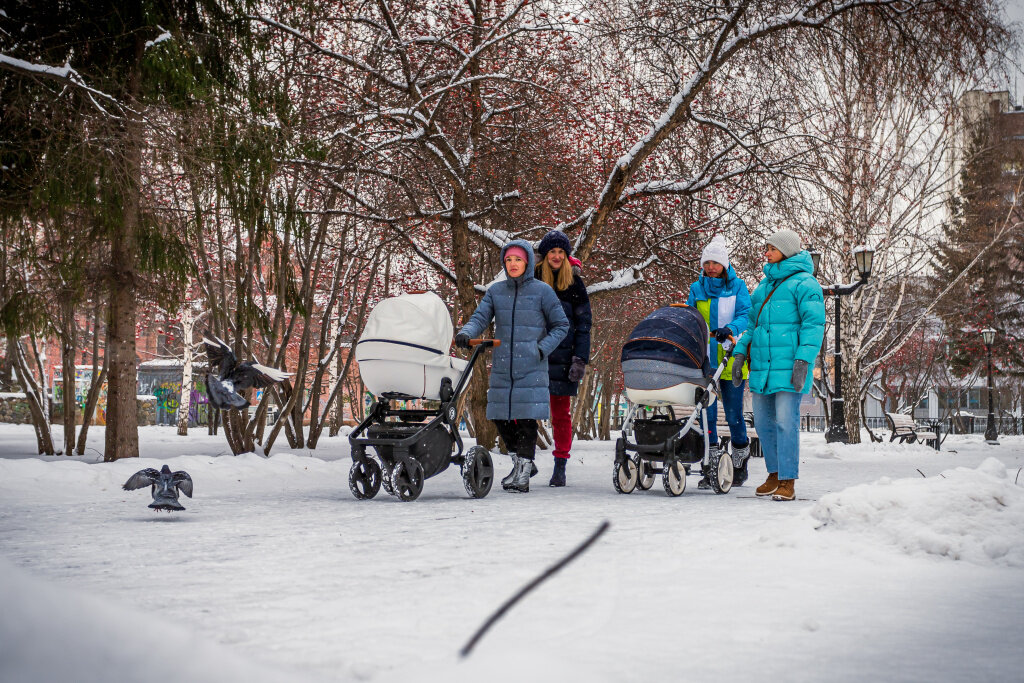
811 247 874 444
982 327 998 445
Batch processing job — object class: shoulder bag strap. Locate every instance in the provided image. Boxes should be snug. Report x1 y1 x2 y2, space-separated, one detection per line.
753 272 799 328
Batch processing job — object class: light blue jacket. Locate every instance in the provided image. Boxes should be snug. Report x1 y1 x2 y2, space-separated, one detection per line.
459 240 569 420
686 264 752 380
733 251 825 395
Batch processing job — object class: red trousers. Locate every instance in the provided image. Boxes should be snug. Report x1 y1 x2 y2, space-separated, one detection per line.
550 394 573 459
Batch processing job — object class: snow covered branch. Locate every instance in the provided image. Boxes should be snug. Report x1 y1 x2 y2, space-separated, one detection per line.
0 53 126 116
586 255 660 298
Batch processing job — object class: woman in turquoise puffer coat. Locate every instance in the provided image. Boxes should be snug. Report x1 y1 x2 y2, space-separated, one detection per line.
731 229 825 502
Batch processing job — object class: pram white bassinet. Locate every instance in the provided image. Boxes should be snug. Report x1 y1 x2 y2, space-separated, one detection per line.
355 292 468 400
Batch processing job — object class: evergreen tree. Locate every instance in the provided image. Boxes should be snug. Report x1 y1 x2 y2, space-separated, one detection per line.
932 115 1024 382
0 1 245 459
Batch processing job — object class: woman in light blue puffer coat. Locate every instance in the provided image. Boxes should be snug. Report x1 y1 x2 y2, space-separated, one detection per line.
456 239 569 493
732 229 825 502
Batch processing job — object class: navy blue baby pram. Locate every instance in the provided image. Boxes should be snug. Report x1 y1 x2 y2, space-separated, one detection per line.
621 304 712 389
613 304 736 497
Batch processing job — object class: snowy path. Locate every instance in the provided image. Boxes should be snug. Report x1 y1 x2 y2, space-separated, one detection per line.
1 424 1022 682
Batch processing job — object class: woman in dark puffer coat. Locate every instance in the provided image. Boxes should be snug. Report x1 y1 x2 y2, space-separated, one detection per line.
456 239 569 493
535 230 592 487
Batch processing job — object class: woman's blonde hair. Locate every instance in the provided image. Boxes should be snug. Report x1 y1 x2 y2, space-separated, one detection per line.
538 257 575 291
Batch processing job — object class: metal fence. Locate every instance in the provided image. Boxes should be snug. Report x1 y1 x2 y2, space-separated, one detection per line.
798 414 1024 436
800 415 889 432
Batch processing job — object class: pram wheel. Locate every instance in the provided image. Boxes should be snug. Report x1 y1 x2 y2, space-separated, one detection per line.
613 457 638 494
462 446 494 499
707 449 734 494
636 457 655 490
349 460 383 499
391 459 425 501
663 460 686 496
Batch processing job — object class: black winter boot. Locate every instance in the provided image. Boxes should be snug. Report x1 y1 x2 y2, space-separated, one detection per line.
549 457 567 487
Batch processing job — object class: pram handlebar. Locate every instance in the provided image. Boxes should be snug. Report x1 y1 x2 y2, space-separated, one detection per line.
469 338 501 347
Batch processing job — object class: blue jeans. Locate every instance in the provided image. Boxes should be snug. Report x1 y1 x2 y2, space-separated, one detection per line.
708 379 748 448
751 391 802 480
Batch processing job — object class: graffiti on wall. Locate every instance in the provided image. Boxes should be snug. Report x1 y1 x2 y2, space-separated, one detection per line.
138 372 209 426
53 366 107 425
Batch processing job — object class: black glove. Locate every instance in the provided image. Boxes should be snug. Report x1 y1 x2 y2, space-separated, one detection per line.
455 331 472 349
568 356 586 382
731 354 745 387
791 360 809 392
712 327 732 343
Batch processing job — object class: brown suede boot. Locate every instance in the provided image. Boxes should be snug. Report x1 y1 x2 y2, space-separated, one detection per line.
755 472 779 497
772 479 795 501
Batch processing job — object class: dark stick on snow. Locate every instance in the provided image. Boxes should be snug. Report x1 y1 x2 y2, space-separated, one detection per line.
460 520 610 658
1016 468 1021 486
916 468 926 478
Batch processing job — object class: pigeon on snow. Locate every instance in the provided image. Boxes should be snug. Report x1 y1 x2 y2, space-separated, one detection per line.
123 464 193 511
202 335 289 410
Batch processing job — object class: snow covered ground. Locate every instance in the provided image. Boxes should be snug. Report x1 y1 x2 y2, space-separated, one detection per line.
1 423 1023 683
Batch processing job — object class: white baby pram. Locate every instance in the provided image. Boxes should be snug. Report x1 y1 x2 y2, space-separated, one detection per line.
348 292 498 502
613 304 737 496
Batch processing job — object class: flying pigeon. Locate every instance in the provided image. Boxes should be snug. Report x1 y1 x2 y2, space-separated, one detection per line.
202 335 290 410
123 464 193 511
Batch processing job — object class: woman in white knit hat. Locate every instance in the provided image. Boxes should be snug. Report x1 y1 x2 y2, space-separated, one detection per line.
730 229 825 501
685 234 753 486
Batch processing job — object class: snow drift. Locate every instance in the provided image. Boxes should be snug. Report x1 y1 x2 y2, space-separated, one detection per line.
810 457 1024 567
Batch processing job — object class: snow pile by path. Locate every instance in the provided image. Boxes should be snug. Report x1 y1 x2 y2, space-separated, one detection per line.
0 556 317 683
810 457 1024 567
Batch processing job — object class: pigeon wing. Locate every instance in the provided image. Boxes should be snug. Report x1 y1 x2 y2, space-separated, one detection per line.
123 468 161 491
173 471 193 498
203 336 236 376
232 362 290 390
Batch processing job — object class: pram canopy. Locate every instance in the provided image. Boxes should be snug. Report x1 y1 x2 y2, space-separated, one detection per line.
356 292 467 399
620 305 711 391
358 291 454 358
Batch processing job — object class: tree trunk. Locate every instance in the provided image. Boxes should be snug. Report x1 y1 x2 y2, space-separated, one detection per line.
842 337 862 444
176 301 195 436
0 337 14 392
451 215 496 449
13 340 55 455
103 68 143 461
77 362 108 455
599 372 613 440
61 298 77 456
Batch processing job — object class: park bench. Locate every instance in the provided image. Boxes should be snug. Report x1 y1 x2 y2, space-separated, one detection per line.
885 412 937 448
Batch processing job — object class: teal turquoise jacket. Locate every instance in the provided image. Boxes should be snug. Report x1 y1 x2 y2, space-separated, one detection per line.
686 264 751 381
733 251 825 395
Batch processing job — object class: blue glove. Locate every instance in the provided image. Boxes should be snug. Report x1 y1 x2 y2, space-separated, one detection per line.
712 327 732 343
455 331 471 349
